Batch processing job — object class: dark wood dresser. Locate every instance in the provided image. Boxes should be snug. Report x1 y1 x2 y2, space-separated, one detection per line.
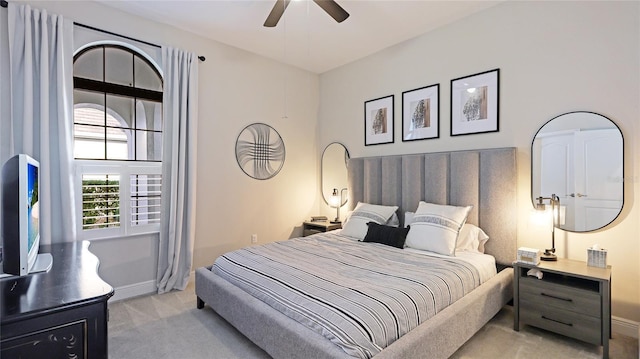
1 241 114 358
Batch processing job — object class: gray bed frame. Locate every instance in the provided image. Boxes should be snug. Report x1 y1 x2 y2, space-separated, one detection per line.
196 147 517 359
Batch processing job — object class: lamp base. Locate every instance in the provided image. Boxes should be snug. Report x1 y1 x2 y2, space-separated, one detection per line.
540 250 557 261
330 220 341 224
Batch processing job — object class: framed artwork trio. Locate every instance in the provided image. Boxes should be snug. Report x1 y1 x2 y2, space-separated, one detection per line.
364 68 499 146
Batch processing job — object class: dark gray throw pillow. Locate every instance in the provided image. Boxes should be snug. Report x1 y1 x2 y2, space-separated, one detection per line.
363 222 410 249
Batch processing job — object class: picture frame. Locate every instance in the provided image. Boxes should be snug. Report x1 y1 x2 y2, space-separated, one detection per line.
364 95 394 146
450 68 499 136
402 84 439 141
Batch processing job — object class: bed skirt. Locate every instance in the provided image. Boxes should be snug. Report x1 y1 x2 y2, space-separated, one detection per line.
196 265 513 359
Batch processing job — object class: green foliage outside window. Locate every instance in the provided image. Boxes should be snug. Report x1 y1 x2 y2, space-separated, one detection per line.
82 179 120 229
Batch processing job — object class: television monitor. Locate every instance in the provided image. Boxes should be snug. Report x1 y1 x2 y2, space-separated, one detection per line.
1 154 52 276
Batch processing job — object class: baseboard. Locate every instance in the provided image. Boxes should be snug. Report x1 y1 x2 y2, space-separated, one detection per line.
109 272 196 302
110 280 157 302
612 316 639 339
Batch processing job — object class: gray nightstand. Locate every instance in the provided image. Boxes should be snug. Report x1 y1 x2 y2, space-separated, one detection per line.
513 259 612 358
302 221 341 237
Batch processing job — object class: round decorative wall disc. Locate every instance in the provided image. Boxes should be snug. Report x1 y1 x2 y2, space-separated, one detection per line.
235 123 285 180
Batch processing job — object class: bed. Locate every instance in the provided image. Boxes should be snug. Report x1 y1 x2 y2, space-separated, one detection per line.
196 147 517 359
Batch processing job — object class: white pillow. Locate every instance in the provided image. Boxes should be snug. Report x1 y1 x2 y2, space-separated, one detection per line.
344 210 399 227
404 211 414 228
343 210 353 225
340 202 399 240
456 223 490 253
404 202 472 256
387 212 400 227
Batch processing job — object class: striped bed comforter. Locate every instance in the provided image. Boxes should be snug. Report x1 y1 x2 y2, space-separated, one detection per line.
212 232 486 359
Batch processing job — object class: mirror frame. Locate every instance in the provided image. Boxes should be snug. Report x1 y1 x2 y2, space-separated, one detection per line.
531 111 624 232
321 142 350 206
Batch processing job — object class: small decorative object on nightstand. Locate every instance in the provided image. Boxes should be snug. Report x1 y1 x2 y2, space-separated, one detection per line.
517 247 541 265
303 221 341 237
587 245 608 268
513 258 612 358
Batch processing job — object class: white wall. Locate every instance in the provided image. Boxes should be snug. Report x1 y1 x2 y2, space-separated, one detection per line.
318 1 640 323
5 1 321 294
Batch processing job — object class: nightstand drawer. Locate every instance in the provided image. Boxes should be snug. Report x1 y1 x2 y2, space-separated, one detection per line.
302 221 341 237
303 229 322 237
520 277 600 316
520 299 601 345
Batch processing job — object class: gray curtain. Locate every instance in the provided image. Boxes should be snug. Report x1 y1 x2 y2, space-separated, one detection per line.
5 4 76 244
157 46 198 293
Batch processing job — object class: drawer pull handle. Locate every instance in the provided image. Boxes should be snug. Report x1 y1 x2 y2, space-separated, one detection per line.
541 315 573 327
540 292 573 302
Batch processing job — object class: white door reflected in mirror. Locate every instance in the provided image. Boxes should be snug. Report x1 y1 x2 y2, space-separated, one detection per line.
532 112 623 232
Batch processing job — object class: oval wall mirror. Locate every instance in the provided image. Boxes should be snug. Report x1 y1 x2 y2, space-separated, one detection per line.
531 111 623 232
321 142 350 206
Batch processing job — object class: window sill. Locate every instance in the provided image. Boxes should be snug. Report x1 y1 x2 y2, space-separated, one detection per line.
82 229 160 242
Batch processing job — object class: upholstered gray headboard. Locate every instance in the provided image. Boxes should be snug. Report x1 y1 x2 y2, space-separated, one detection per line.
347 147 517 266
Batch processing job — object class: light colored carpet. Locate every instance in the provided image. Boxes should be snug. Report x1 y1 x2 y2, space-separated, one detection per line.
108 281 638 359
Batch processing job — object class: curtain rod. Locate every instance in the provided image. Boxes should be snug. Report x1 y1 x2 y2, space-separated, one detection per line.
76 22 161 49
75 23 205 62
0 1 205 62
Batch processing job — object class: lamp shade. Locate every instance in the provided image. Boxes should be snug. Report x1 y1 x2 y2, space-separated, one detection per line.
530 206 552 230
329 188 340 208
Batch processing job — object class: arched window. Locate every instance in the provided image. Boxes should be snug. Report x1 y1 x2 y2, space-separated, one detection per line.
73 105 130 160
73 44 162 235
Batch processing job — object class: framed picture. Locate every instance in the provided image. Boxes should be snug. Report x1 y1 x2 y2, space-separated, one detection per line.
402 84 439 141
364 95 394 146
450 68 499 136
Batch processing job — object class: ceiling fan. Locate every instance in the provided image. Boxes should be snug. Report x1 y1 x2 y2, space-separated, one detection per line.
264 0 350 27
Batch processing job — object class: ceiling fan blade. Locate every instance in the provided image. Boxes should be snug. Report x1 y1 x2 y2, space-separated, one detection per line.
264 0 291 27
313 0 350 23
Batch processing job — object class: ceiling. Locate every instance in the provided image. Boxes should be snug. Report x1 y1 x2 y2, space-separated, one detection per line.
97 1 503 74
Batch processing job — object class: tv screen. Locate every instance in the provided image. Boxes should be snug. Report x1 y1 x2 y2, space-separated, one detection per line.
1 154 45 276
27 160 39 266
